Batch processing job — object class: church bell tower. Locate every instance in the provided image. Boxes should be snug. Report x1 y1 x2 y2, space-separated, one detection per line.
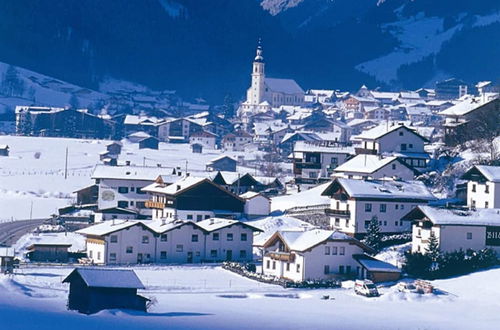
249 39 265 106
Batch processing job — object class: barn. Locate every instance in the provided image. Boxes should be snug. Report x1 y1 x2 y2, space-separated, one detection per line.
63 268 148 314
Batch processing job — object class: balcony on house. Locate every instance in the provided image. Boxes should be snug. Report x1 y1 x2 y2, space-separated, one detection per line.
266 251 295 262
325 208 351 217
145 200 165 209
354 147 378 155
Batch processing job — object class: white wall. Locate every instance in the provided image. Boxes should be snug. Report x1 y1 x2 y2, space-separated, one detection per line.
467 181 500 209
98 178 153 215
244 196 271 217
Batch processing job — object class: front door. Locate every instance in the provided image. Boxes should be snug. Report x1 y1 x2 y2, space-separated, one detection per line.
187 252 193 263
226 250 232 261
137 253 143 264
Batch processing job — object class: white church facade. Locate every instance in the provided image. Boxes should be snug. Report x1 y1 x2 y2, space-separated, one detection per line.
238 41 305 118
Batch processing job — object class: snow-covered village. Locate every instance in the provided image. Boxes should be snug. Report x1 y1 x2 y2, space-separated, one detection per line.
0 1 499 329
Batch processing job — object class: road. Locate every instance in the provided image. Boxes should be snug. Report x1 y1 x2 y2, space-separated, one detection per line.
0 219 48 246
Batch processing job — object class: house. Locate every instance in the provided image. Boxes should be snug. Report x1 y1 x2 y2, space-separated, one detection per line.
222 131 253 152
0 247 15 273
435 78 473 100
77 218 261 264
405 105 433 123
93 207 143 222
157 118 204 142
260 229 373 282
27 243 72 262
91 164 175 217
403 206 500 256
206 155 237 172
279 131 321 155
123 115 160 137
74 184 99 205
211 171 261 195
105 141 123 155
240 191 271 218
439 96 499 146
127 131 151 143
346 119 377 135
321 178 435 238
332 155 417 181
189 130 217 149
302 118 352 144
364 107 390 120
353 123 429 170
138 136 159 150
63 268 148 314
291 141 354 188
191 143 203 153
353 254 401 283
143 176 245 222
0 144 9 156
461 165 500 209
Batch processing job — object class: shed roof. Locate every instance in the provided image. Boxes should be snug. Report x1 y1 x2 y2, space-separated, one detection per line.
63 268 145 289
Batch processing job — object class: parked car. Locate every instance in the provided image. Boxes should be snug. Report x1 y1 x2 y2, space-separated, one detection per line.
354 280 379 297
397 282 418 293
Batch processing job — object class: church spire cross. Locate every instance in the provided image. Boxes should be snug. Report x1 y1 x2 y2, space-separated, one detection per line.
254 38 264 62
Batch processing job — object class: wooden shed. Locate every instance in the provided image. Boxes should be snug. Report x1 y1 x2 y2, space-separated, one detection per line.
27 243 72 262
191 143 203 153
139 136 159 150
354 254 401 283
0 247 15 273
63 268 148 314
0 144 9 156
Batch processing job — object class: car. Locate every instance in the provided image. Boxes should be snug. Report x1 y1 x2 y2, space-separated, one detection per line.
354 280 379 297
397 282 418 293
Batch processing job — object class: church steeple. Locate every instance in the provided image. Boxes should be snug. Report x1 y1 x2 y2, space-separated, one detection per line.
254 38 264 63
250 39 266 105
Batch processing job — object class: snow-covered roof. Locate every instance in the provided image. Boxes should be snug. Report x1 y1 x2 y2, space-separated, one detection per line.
370 91 399 99
354 123 426 141
141 176 206 195
293 141 355 154
406 206 500 226
0 144 9 149
265 78 304 94
439 96 496 116
91 165 174 181
128 131 151 138
207 155 237 164
270 229 359 252
281 132 320 144
354 255 401 273
63 268 145 289
240 191 268 200
333 155 399 174
196 218 262 232
124 115 160 125
469 165 500 183
0 247 15 257
77 220 139 236
322 178 435 201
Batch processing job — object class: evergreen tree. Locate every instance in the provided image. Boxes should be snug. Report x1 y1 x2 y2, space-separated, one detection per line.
425 234 440 262
364 215 382 253
222 94 235 119
20 113 32 136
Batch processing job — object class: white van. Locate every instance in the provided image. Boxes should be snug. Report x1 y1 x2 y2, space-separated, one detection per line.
354 280 379 297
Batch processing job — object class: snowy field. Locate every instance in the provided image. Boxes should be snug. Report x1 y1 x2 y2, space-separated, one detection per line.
1 264 500 329
0 135 259 221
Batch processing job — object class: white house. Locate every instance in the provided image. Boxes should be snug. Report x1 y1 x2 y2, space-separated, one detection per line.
321 178 435 237
189 130 217 149
222 131 253 152
77 218 262 264
403 206 500 256
332 154 417 181
260 229 373 282
240 191 271 218
91 165 176 217
461 165 500 209
353 123 429 170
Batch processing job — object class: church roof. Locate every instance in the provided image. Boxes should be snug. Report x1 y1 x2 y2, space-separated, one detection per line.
265 78 304 95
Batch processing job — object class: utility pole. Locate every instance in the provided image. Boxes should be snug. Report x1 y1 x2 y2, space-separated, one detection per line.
185 160 188 176
64 147 68 179
29 200 33 220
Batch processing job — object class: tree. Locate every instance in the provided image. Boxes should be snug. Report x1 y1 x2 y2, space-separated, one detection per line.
364 215 382 253
69 94 80 109
425 233 441 271
20 113 32 136
2 65 24 97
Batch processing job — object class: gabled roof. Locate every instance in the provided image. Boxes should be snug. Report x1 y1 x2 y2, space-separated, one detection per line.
333 155 414 175
321 178 435 201
439 96 498 116
207 155 237 165
462 165 500 183
402 206 500 226
265 78 304 94
354 124 429 142
63 268 145 289
91 165 174 182
212 171 258 186
293 141 355 154
76 220 140 236
0 247 15 257
195 218 263 232
262 229 371 253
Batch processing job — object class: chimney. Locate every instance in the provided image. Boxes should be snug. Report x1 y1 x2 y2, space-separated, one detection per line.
161 218 166 226
210 218 214 225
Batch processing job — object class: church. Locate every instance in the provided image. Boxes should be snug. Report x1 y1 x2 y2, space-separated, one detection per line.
238 41 305 119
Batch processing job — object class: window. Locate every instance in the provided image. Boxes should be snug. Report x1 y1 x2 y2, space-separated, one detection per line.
332 247 338 255
211 250 218 258
380 204 387 213
399 131 404 136
109 253 116 262
339 265 345 274
227 233 233 241
196 215 203 221
89 250 93 258
485 201 489 208
467 232 472 240
334 218 340 226
110 235 118 243
241 233 247 241
346 219 350 227
325 246 331 255
296 264 301 273
384 221 387 226
395 221 398 226
97 252 101 260
272 261 276 270
430 230 435 237
136 201 146 209
401 144 407 151
240 250 247 259
130 201 134 206
187 214 193 220
118 187 129 194
308 172 317 179
117 201 128 208
409 144 413 149
130 187 135 192
401 204 405 210
176 244 183 252
160 251 167 259
346 265 351 274
472 184 476 192
364 220 371 229
205 215 210 219
418 229 421 236
324 265 330 274
160 234 168 242
340 247 345 255
266 260 270 269
136 187 146 194
395 204 399 210
392 164 396 170
365 203 372 212
126 246 133 254
213 233 219 241
142 236 149 244
192 234 199 242
485 185 489 193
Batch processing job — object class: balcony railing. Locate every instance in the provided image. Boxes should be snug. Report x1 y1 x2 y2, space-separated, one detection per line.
355 148 378 155
325 209 351 217
145 200 165 209
266 252 295 262
294 162 322 170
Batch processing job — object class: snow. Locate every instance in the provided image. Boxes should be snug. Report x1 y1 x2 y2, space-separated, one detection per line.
334 154 397 174
375 243 411 267
264 78 304 94
275 229 355 252
13 232 86 258
293 141 355 154
271 182 331 211
142 176 206 195
92 164 174 181
249 215 314 246
471 165 500 183
2 264 500 329
439 96 491 116
411 206 500 226
64 268 145 289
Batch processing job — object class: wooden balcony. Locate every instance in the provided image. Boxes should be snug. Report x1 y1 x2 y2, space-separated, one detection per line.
294 162 321 170
354 148 377 155
266 252 295 262
145 200 165 209
325 208 350 217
